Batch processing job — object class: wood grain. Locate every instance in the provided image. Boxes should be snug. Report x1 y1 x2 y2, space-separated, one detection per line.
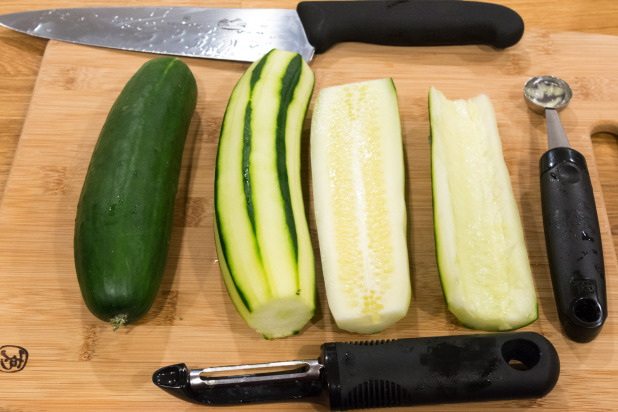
1 27 618 411
1 1 618 411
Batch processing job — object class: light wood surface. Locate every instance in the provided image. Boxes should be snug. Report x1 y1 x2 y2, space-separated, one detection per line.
1 1 618 411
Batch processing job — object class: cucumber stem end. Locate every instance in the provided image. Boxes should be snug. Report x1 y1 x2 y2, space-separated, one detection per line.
110 314 128 331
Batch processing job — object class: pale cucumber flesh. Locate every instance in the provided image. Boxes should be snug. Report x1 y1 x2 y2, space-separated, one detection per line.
311 78 411 334
429 87 538 331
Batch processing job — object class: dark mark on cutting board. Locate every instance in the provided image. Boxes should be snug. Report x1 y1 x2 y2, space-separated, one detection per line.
0 345 29 373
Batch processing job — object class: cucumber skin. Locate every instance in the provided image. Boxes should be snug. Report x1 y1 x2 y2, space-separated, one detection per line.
74 57 197 326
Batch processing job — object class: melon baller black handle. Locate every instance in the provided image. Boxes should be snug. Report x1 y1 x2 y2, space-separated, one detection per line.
540 147 608 342
153 332 559 410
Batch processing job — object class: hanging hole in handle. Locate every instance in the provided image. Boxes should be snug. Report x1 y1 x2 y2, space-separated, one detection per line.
572 297 602 324
501 339 541 372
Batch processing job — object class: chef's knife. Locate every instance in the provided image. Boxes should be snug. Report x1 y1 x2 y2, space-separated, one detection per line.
0 1 525 63
153 332 560 409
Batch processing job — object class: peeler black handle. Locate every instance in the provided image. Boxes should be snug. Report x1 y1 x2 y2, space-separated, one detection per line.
540 147 607 342
320 332 559 411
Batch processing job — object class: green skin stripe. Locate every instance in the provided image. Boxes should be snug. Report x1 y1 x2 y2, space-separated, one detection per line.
243 53 269 233
275 54 303 263
216 50 304 312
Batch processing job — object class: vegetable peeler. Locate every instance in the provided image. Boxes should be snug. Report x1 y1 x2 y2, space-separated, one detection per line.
153 332 559 410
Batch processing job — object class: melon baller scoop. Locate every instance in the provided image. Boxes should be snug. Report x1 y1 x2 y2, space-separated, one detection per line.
524 75 607 342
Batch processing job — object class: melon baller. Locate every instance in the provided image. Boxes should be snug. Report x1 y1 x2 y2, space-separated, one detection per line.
524 75 607 342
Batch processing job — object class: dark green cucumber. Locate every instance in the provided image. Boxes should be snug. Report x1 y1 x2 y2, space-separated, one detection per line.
214 49 315 339
74 57 197 329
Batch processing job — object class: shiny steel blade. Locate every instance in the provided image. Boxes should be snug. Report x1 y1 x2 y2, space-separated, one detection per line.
545 108 570 149
0 7 315 62
190 359 322 388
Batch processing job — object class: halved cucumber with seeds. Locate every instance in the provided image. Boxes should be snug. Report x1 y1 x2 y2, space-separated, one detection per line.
429 86 538 331
310 78 411 334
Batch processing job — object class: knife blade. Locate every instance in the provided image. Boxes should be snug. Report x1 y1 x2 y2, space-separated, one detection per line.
0 1 525 63
152 332 559 409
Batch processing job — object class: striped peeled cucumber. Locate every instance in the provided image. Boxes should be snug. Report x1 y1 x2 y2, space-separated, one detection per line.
74 57 197 329
214 49 316 339
310 78 411 334
429 87 538 331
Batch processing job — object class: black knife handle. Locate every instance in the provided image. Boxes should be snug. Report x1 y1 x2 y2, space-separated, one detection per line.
539 147 607 342
320 332 559 411
296 0 524 53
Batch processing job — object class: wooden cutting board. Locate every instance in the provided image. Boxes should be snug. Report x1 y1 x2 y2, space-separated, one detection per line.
1 28 617 411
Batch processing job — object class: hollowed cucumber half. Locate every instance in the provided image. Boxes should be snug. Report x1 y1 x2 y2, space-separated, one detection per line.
429 87 538 331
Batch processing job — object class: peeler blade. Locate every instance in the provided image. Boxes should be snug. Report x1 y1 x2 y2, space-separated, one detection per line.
152 360 324 405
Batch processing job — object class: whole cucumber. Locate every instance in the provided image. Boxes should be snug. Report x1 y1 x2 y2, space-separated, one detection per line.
74 57 197 329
